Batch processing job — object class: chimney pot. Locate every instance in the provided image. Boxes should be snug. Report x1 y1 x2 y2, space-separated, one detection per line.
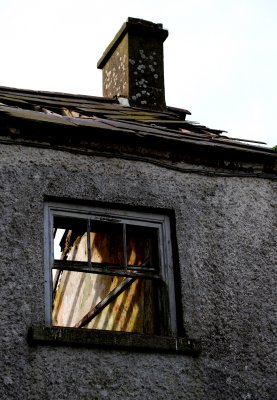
97 18 168 110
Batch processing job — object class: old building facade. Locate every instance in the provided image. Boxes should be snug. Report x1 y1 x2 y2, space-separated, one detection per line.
1 18 276 400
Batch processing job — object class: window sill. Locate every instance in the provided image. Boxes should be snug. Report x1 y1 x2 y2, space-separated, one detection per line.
28 326 201 355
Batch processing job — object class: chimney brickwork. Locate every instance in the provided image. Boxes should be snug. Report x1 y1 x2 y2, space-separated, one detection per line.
97 18 168 111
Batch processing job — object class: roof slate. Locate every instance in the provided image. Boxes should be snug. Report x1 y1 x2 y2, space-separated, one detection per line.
0 85 275 157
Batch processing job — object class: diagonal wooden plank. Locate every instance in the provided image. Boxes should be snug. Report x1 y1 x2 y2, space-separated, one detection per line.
74 277 136 328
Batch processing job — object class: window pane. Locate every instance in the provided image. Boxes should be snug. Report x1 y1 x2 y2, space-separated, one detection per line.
52 272 158 335
53 217 88 262
89 221 124 265
126 225 159 269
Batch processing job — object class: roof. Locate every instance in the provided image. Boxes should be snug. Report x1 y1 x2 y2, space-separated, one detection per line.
0 85 275 158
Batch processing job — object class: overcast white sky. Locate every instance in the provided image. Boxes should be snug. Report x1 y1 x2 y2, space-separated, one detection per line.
0 0 276 146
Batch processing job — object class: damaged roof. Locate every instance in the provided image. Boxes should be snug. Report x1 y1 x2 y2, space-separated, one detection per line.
0 85 274 157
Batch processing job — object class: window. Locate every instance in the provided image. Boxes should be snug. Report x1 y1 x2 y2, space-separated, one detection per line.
44 202 177 336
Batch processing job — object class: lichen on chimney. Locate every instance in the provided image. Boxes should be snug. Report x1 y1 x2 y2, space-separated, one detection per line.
97 18 168 111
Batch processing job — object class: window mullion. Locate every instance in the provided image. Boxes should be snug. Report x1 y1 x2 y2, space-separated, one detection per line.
123 223 127 269
87 219 91 267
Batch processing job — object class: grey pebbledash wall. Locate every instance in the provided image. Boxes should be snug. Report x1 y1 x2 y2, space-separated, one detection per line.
0 143 276 400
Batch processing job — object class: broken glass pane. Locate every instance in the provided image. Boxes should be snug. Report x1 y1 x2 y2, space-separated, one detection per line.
126 225 159 270
89 220 124 265
53 217 88 262
52 271 158 334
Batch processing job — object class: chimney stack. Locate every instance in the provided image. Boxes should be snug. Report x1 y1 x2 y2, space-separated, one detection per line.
97 18 168 111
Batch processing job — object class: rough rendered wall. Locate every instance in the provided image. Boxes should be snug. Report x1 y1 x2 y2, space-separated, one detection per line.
0 144 276 400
